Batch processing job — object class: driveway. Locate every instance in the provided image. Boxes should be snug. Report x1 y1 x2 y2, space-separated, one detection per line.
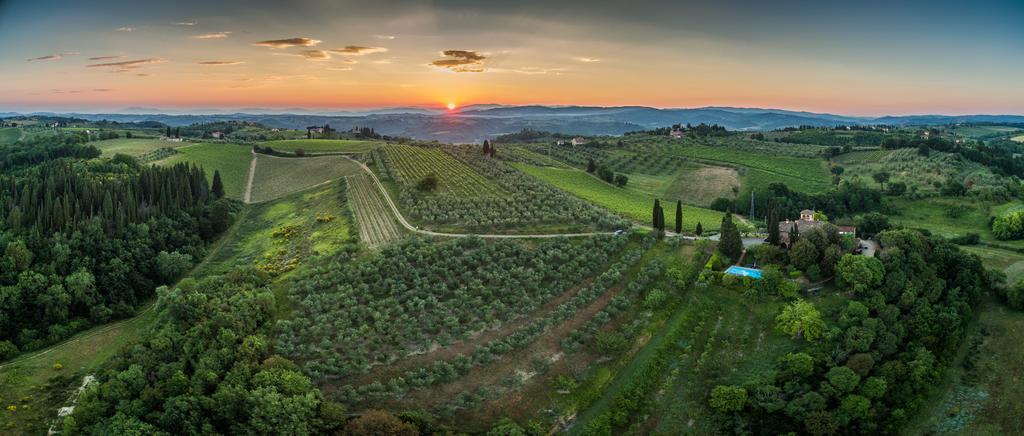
860 239 879 257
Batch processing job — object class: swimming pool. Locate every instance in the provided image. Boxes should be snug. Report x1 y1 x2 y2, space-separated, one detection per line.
724 265 763 279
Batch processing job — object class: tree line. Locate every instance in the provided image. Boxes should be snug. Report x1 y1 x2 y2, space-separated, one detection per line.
0 141 235 357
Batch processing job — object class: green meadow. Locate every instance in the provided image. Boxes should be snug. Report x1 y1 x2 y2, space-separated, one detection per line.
262 139 381 153
90 138 183 156
249 155 363 203
159 143 253 200
512 163 723 232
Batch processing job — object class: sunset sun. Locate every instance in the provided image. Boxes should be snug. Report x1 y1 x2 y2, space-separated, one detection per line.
447 102 456 110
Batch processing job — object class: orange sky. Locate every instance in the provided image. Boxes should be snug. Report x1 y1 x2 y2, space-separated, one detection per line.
1 0 1022 115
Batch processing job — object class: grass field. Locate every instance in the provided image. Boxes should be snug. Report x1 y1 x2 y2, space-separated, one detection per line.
512 163 723 232
1012 135 1024 143
345 173 402 248
0 127 23 145
908 298 1024 435
654 143 831 193
90 138 183 156
382 144 504 197
951 125 1023 139
249 155 363 203
192 183 354 307
0 307 157 434
262 139 381 153
888 197 1024 250
159 143 252 200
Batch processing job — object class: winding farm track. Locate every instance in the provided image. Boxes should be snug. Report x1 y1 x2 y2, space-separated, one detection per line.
339 155 618 239
242 149 258 204
0 150 699 372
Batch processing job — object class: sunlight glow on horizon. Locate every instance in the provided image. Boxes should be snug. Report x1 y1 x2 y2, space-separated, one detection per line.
0 0 1022 115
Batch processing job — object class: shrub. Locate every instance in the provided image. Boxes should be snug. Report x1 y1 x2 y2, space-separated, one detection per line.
415 173 439 192
643 289 668 309
0 341 18 360
709 385 748 413
594 331 629 356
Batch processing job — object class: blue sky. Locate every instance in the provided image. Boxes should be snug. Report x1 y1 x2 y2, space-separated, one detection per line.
0 0 1021 115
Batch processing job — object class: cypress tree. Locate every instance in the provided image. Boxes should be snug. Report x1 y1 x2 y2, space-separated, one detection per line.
695 221 703 236
789 222 800 246
653 199 661 230
719 212 743 261
211 170 225 199
675 200 683 234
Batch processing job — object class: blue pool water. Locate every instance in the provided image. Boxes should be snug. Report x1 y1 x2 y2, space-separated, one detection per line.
725 265 763 279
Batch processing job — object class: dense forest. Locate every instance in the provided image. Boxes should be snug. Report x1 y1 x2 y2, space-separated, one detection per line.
714 230 991 434
0 138 235 357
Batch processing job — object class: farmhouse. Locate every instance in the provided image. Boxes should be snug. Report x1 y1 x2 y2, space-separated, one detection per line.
211 131 225 139
306 126 325 134
670 128 685 138
571 136 587 146
777 209 856 247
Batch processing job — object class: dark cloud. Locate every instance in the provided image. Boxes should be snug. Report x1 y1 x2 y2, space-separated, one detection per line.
330 46 387 55
93 88 113 92
198 60 244 65
298 50 330 60
27 52 78 62
430 50 486 72
86 58 166 70
88 55 123 61
253 37 321 48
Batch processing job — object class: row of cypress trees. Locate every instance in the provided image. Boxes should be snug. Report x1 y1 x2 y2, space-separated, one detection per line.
0 160 220 235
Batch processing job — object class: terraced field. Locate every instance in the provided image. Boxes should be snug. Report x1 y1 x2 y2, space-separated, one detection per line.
381 144 504 197
263 139 381 153
249 154 363 203
345 173 402 248
512 163 723 232
159 143 252 200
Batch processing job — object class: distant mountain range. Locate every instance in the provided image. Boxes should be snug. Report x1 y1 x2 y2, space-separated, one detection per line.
5 106 1024 143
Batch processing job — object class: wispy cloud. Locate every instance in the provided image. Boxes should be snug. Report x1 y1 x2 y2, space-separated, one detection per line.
198 60 245 66
512 67 567 75
372 34 396 40
572 57 600 63
253 37 321 48
327 66 353 71
174 21 196 26
93 88 113 92
194 31 231 39
27 52 78 62
116 26 134 32
330 46 388 56
87 58 166 72
430 50 486 72
88 55 123 61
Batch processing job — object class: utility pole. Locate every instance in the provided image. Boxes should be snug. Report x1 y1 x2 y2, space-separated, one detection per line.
750 191 755 220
